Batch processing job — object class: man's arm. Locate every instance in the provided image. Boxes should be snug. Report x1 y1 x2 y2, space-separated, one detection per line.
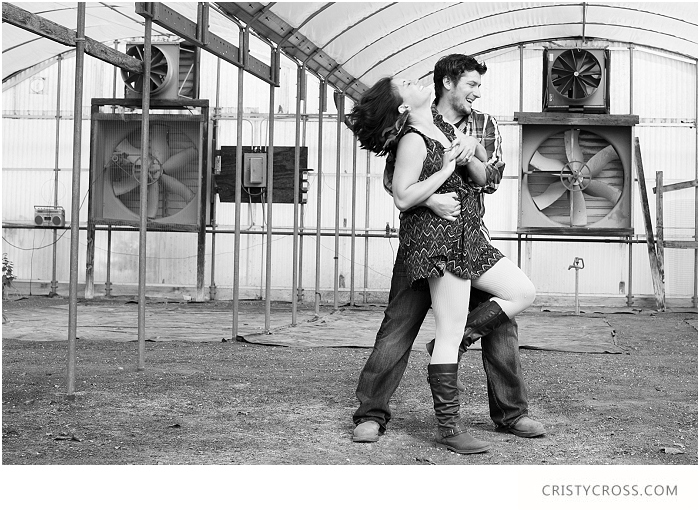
477 113 505 194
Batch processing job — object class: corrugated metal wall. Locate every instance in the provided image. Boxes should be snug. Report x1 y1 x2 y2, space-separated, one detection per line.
3 40 697 303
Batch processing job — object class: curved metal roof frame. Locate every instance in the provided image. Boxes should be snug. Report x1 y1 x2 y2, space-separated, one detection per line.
218 1 698 101
2 2 698 102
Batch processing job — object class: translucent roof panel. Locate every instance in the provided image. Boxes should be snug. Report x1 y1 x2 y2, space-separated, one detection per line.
3 1 698 101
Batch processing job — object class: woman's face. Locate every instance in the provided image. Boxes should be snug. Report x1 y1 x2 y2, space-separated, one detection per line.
392 78 432 109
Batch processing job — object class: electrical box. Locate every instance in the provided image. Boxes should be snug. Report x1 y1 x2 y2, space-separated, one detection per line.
244 153 267 187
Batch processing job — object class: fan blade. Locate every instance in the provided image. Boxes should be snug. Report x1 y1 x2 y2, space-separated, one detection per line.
147 183 159 219
564 129 584 169
570 189 587 226
112 177 139 196
585 180 621 203
150 125 170 166
160 174 195 202
528 151 568 173
533 182 568 210
585 145 617 178
162 147 197 174
115 138 141 164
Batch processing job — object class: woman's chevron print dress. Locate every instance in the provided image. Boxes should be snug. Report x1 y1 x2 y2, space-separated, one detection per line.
399 126 504 291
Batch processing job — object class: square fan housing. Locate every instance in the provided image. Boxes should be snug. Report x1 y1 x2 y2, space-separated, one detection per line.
543 48 609 113
89 113 208 229
517 115 636 236
122 42 197 100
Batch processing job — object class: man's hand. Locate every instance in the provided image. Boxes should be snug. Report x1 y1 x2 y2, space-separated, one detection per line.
450 131 480 165
424 192 460 221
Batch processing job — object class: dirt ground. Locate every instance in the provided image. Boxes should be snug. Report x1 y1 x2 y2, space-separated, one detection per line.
1 296 697 466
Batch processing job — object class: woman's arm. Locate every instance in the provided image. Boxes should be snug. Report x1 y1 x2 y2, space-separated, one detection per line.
392 133 455 212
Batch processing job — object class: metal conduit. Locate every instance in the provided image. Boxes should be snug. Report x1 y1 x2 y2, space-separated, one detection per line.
66 2 86 398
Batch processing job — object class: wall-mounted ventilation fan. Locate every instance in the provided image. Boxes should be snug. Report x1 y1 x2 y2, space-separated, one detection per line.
543 48 609 113
518 123 633 235
109 124 197 219
526 129 621 227
121 42 196 99
90 114 206 227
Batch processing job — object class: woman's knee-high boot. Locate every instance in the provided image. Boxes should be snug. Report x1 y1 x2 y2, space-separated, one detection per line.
427 363 490 454
426 300 511 356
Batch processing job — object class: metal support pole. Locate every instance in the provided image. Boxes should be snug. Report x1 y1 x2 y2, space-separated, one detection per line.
333 92 344 309
350 134 357 306
627 236 633 306
210 58 221 301
264 49 277 330
66 3 86 399
519 44 524 112
105 225 112 296
106 41 118 297
232 35 245 340
695 60 699 308
136 15 153 371
363 150 371 303
292 65 304 324
50 54 62 298
314 79 325 314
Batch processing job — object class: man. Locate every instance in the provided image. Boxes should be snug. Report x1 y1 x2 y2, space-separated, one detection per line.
352 54 545 444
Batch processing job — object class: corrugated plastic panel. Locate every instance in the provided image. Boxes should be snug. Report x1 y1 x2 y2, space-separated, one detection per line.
632 49 697 120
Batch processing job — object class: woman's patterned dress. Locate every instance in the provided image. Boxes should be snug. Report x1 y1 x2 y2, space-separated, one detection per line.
399 125 504 290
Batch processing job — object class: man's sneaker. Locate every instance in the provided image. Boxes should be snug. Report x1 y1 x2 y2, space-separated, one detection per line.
352 420 381 442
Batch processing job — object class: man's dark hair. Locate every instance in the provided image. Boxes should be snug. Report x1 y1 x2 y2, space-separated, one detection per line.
433 54 487 102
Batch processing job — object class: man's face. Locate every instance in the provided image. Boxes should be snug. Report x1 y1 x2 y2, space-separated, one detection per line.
444 70 482 117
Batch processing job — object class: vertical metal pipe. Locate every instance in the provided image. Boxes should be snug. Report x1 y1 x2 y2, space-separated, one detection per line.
627 237 633 306
694 61 699 308
298 77 308 306
363 150 371 303
106 41 118 297
51 54 63 297
232 36 245 340
264 49 277 330
210 58 222 301
628 45 634 306
136 15 153 371
292 65 303 324
333 92 343 309
66 3 86 398
314 79 325 314
519 44 524 113
350 134 357 306
105 225 112 297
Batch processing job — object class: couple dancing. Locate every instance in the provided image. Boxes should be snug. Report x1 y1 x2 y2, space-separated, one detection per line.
346 54 544 455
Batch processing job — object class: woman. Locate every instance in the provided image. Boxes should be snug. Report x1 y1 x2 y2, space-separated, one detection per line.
346 76 535 455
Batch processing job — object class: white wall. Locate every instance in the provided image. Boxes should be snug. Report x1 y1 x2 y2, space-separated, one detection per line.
2 41 697 304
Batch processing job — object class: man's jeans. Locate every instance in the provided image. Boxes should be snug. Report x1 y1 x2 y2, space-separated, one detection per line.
353 247 529 431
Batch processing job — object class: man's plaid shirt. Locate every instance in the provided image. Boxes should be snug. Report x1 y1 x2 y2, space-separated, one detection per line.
433 105 505 240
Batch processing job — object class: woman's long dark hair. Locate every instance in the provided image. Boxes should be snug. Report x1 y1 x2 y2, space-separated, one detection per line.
345 77 404 156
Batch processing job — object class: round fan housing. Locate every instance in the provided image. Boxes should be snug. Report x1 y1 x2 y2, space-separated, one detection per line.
551 49 602 100
121 44 175 96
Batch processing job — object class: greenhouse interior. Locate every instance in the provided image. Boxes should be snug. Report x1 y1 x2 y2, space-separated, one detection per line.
2 2 698 327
